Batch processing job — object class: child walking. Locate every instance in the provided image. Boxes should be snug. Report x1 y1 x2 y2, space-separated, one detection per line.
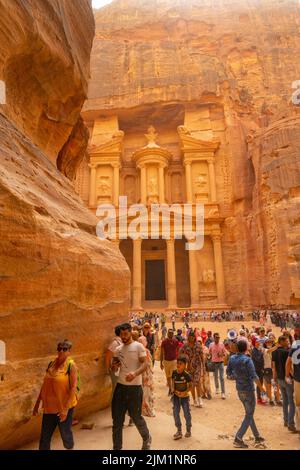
171 356 192 440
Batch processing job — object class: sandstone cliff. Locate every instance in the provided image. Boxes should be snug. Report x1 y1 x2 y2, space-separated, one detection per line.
0 0 130 449
83 0 300 309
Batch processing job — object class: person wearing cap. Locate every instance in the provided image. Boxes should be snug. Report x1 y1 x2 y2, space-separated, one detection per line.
257 327 268 346
33 339 78 450
262 337 279 406
161 329 179 395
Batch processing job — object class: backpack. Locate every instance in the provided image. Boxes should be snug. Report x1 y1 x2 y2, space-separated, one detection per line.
47 357 81 394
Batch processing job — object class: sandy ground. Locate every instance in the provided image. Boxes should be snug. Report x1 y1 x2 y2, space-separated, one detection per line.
22 322 300 451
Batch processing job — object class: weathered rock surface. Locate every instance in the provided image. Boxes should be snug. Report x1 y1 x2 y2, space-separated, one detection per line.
0 0 130 450
0 0 94 166
82 0 300 309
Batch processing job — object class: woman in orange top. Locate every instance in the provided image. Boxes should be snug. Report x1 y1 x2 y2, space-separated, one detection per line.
33 339 78 450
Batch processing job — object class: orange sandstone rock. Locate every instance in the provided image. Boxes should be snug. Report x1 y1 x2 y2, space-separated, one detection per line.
0 0 130 449
81 0 300 309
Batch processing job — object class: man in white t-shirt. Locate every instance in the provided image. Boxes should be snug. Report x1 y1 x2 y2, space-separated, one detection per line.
111 323 151 450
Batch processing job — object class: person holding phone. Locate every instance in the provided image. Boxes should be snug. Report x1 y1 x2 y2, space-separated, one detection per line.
111 323 152 451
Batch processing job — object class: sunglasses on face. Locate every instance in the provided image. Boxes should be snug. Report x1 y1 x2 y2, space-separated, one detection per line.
57 347 69 352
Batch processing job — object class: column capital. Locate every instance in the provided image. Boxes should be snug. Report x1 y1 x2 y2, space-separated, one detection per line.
137 163 146 170
88 163 98 169
132 237 143 244
111 162 121 169
211 232 222 242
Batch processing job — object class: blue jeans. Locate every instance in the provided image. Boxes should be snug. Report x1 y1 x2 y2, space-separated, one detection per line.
213 362 225 393
236 391 260 440
39 407 74 450
172 395 191 432
277 379 295 427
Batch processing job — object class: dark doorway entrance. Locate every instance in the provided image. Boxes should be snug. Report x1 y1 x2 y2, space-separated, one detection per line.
145 260 166 301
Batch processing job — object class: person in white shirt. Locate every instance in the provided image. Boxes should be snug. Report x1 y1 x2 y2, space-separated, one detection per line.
111 323 152 451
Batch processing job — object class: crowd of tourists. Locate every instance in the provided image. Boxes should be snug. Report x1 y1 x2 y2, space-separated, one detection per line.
134 310 247 324
31 312 300 450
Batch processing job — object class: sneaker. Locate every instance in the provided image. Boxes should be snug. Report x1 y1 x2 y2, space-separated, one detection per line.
257 399 266 405
288 425 297 433
197 398 203 408
233 438 249 449
255 436 265 444
192 400 197 407
269 400 275 406
207 394 212 400
141 435 152 450
173 431 183 440
221 393 226 400
185 431 192 438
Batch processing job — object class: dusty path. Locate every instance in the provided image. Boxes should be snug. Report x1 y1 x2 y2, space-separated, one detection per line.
22 322 300 451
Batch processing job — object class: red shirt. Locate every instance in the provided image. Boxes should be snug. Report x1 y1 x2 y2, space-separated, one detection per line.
161 338 179 361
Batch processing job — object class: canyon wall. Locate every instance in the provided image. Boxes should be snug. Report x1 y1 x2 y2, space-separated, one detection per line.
0 0 130 449
82 0 300 309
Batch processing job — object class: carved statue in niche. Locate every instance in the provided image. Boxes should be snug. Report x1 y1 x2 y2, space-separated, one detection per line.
97 176 111 202
194 172 208 202
202 269 215 284
199 267 216 301
147 176 159 203
145 125 159 148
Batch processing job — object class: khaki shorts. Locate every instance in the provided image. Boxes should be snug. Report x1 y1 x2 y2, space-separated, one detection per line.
163 360 177 379
294 380 300 407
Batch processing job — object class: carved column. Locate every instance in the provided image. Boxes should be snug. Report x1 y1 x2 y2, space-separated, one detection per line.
113 164 120 206
167 239 177 309
140 165 147 204
212 233 226 304
159 164 165 203
89 164 97 207
132 239 142 310
185 162 193 203
208 160 217 202
188 246 200 308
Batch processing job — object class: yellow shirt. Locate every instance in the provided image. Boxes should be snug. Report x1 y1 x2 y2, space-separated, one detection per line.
41 359 78 414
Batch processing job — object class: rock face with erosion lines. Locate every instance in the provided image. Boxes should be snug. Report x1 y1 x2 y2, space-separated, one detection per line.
0 0 130 449
79 0 300 310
